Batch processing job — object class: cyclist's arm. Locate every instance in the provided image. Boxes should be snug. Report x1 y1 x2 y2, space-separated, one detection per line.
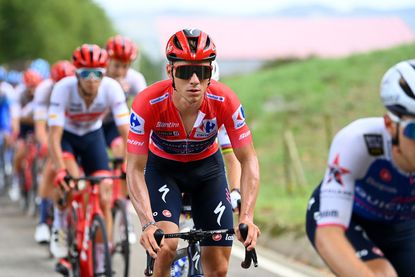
48 125 65 170
315 226 375 277
126 153 153 225
233 143 259 222
223 150 241 191
34 120 48 145
116 123 129 156
315 120 375 276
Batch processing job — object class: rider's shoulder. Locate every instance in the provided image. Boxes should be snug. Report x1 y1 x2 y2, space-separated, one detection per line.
335 117 386 157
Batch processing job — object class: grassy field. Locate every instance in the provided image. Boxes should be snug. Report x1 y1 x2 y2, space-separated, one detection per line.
222 43 415 234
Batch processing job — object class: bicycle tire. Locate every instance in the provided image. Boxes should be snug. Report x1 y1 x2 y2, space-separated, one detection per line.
91 214 113 277
111 199 130 277
171 248 189 277
67 206 80 277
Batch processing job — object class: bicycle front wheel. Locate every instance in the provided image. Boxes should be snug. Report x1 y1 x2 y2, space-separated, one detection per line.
171 248 189 277
111 199 130 277
91 214 112 277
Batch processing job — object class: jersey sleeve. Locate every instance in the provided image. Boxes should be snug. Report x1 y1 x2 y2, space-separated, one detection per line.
217 125 233 154
318 123 371 229
126 91 154 155
107 79 130 126
33 80 51 121
220 85 252 148
47 82 66 127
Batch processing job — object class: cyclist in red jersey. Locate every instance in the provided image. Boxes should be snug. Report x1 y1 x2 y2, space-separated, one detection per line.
126 28 260 276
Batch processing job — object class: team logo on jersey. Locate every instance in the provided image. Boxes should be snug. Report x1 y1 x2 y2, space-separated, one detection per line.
363 134 384 156
195 118 218 138
129 111 145 134
212 234 222 241
232 105 246 129
327 154 350 186
379 168 392 183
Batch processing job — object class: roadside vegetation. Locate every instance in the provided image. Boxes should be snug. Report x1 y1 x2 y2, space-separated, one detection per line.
223 43 415 234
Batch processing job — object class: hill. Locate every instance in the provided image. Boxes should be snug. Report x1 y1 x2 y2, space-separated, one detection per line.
222 43 415 233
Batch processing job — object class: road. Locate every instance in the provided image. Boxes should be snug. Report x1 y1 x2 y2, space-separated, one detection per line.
0 195 328 277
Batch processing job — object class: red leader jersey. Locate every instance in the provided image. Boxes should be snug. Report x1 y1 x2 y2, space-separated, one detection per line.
127 79 252 162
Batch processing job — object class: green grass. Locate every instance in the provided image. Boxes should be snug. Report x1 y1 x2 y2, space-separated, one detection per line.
222 43 415 234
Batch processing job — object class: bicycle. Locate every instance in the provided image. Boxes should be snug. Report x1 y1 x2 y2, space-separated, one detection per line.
109 157 130 277
18 133 40 216
144 223 258 277
61 174 123 277
0 132 13 195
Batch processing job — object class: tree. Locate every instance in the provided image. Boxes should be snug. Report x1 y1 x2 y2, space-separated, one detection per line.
0 0 115 64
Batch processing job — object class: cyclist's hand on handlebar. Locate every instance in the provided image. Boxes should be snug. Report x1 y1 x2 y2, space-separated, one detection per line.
236 221 261 251
54 169 72 192
140 224 163 259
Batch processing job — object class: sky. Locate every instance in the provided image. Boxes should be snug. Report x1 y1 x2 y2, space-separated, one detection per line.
94 0 415 17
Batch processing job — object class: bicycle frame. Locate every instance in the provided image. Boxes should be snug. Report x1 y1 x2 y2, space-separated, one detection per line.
68 178 105 277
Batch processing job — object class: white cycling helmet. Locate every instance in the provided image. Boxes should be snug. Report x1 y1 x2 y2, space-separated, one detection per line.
381 59 415 116
211 60 220 81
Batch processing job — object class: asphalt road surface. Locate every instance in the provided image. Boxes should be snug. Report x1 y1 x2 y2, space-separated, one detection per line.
0 195 328 277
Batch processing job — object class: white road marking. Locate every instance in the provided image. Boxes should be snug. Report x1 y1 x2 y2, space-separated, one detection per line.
231 244 310 277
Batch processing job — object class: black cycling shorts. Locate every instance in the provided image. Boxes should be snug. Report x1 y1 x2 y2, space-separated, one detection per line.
306 184 415 277
61 128 109 175
102 120 120 148
145 150 234 247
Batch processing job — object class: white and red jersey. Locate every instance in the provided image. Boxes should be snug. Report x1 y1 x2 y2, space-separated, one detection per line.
103 68 147 124
124 68 147 99
127 79 252 162
33 78 54 121
48 76 129 136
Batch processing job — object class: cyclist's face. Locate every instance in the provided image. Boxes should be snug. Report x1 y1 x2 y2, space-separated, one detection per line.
107 59 130 79
78 76 102 99
167 61 211 104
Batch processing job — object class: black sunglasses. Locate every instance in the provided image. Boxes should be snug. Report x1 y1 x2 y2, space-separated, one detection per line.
174 65 212 80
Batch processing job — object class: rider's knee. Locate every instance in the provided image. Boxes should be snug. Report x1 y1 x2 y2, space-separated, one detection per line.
367 258 398 277
93 170 113 206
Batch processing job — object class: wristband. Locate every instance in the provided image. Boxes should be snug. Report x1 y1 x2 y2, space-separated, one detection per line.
142 221 157 232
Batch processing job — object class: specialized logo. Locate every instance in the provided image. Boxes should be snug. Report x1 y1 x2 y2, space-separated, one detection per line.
158 184 170 203
214 201 226 226
327 154 350 186
129 111 145 134
195 118 217 138
192 252 200 271
232 105 246 129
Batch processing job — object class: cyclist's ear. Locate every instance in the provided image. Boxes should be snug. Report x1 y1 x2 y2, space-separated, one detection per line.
166 63 173 79
383 113 396 136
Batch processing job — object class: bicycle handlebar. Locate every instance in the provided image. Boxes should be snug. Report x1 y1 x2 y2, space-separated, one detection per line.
239 223 258 268
144 223 258 276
